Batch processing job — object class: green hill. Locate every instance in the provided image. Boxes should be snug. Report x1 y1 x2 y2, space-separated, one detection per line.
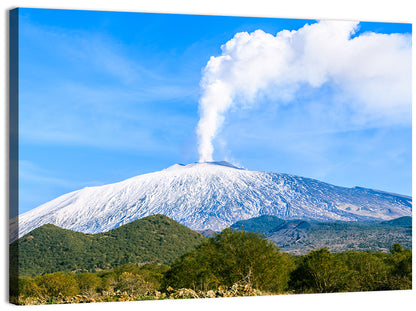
381 216 412 227
231 215 287 234
10 214 204 277
231 216 412 254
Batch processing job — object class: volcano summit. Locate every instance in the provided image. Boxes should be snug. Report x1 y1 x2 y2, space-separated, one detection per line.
11 161 411 242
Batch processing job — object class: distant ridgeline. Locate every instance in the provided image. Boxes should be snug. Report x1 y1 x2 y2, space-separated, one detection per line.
230 215 412 255
10 214 203 277
11 212 412 277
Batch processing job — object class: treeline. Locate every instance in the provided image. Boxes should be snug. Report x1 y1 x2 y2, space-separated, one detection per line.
11 229 412 305
163 229 411 293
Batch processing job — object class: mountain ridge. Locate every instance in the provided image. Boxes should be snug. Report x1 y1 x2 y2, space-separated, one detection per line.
11 161 412 243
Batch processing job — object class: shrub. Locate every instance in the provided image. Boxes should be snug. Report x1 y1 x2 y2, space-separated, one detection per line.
75 273 102 295
36 272 79 297
115 272 152 295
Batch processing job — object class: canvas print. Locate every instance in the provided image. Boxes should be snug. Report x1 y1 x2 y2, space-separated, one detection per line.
9 8 412 305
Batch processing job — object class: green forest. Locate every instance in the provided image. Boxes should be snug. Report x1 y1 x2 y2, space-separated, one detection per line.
10 215 204 276
11 227 412 305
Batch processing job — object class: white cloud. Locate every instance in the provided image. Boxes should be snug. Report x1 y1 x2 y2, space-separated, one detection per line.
196 20 412 162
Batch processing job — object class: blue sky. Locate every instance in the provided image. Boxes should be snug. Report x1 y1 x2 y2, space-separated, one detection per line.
17 8 412 216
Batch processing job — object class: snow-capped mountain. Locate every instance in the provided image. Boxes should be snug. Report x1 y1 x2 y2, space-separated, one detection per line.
11 161 412 242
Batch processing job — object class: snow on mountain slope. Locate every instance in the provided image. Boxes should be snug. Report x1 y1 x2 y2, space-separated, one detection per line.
11 161 412 242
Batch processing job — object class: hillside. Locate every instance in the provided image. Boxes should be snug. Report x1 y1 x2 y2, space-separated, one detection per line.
10 214 204 277
231 215 412 254
12 161 412 242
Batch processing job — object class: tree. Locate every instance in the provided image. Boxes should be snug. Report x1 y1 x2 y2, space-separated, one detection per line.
288 248 352 293
387 243 412 289
163 228 294 292
338 251 389 291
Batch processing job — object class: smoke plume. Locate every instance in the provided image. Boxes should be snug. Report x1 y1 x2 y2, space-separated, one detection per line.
196 20 411 162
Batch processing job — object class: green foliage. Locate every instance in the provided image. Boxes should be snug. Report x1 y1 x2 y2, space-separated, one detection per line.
10 213 412 304
288 244 412 293
386 243 412 289
339 251 390 291
35 272 80 297
288 248 353 293
164 228 294 292
11 214 204 276
19 277 43 298
12 242 412 305
75 273 102 295
15 262 169 304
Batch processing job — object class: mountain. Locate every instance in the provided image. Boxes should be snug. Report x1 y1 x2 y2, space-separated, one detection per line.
231 215 412 254
11 161 412 242
196 229 218 237
9 214 204 277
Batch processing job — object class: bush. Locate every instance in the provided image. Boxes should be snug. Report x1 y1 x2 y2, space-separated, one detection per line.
36 272 79 297
75 273 102 295
115 272 152 295
19 277 43 298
